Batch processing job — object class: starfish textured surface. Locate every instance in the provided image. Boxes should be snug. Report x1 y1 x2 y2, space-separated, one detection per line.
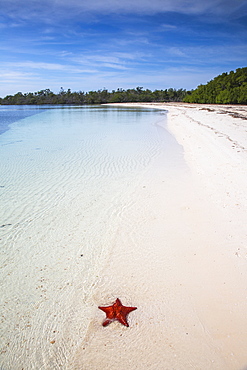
98 298 137 327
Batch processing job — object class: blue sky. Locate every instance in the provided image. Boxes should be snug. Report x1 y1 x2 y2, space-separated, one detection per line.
0 0 247 97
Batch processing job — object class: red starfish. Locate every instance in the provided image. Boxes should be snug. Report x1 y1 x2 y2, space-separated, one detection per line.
98 298 137 327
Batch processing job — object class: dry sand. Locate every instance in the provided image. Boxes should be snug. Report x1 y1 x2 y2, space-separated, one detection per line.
72 103 247 369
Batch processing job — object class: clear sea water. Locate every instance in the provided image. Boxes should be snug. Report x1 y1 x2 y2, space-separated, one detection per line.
0 105 185 369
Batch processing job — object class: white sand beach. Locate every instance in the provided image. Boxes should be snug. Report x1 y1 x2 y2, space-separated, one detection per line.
1 104 247 370
71 103 247 369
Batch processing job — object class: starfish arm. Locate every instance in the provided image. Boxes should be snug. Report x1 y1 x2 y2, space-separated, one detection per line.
102 318 112 327
115 298 122 306
122 306 137 314
98 306 115 319
116 314 129 327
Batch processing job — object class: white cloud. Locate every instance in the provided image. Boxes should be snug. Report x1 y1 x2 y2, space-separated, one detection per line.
68 51 146 71
0 71 35 80
4 61 97 73
168 44 247 64
71 54 132 70
168 47 187 57
160 24 178 31
12 61 69 71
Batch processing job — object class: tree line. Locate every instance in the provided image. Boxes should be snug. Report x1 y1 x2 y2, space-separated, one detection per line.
1 67 246 105
0 87 187 105
184 67 247 104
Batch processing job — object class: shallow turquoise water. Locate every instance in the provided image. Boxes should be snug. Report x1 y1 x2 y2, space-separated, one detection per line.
0 105 185 369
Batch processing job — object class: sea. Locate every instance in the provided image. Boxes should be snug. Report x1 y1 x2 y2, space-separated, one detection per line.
0 105 185 369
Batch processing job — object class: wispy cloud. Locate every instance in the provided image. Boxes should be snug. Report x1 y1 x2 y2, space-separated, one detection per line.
2 61 98 75
168 47 187 58
165 44 247 65
13 62 68 71
160 24 178 31
1 0 246 23
0 71 35 80
68 51 146 71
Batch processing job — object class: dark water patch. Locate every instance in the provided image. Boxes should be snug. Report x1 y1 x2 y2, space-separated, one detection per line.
1 140 23 146
0 106 46 135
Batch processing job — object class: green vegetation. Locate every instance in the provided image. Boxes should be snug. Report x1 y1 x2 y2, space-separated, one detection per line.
1 68 246 105
184 67 247 104
0 87 186 105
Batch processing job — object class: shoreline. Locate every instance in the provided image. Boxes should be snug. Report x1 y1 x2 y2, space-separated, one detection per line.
107 102 247 217
76 102 247 369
